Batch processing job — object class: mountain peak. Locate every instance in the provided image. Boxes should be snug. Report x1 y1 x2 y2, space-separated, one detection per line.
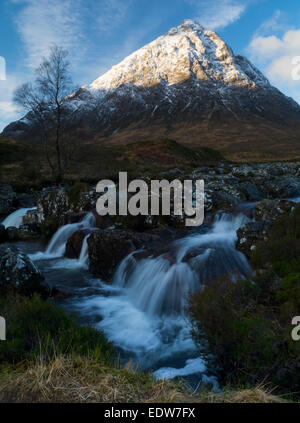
89 20 269 91
167 19 204 35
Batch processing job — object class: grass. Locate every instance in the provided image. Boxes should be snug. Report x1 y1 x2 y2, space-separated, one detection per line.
0 135 224 188
0 356 287 403
0 294 291 403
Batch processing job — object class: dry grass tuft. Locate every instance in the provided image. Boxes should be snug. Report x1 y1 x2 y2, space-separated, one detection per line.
0 355 289 403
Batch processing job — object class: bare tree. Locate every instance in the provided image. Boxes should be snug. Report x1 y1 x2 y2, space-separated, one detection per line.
14 45 77 182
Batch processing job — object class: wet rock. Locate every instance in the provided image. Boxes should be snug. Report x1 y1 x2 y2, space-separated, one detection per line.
237 221 270 258
17 223 41 240
263 177 300 199
254 199 296 223
61 212 87 225
0 224 7 243
232 165 255 178
239 181 264 201
6 226 19 241
0 246 49 298
88 229 159 281
77 189 97 212
92 211 115 229
36 187 71 223
65 228 92 259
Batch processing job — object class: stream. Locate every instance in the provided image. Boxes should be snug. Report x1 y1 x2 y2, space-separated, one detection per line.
2 206 253 390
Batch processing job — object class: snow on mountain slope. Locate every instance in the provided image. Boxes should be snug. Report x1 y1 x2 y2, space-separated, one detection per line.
88 19 269 91
3 19 300 151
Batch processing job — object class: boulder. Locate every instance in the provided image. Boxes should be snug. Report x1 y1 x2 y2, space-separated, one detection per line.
65 229 92 259
0 246 49 298
254 199 296 223
6 226 19 241
17 223 41 240
34 187 71 224
61 212 87 225
263 177 300 199
0 224 7 243
236 221 270 258
239 181 264 201
87 229 159 281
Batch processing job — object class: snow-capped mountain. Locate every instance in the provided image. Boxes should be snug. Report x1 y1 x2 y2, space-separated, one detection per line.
3 19 300 157
89 19 269 90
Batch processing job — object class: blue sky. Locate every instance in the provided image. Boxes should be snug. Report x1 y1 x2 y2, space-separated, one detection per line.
0 0 300 131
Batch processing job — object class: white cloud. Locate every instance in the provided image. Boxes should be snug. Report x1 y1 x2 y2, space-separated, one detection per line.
0 75 24 131
253 10 289 38
12 0 132 69
184 0 248 30
247 13 300 103
248 28 300 85
13 0 83 68
0 0 135 130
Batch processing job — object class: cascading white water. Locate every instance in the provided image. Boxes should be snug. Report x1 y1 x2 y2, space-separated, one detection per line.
78 234 90 268
71 212 251 384
111 212 250 317
1 207 36 228
31 212 95 260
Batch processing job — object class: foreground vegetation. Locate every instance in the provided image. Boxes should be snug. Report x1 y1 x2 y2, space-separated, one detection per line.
0 295 288 403
189 204 300 400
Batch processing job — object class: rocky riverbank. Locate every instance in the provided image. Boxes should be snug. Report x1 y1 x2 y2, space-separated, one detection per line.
1 160 300 285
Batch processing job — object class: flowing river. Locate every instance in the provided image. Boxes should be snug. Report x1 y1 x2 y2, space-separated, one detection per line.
2 207 253 389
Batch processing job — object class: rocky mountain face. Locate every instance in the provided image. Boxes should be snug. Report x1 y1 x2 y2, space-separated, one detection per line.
3 19 300 159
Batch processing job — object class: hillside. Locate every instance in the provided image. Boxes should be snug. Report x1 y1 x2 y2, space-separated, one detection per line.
2 19 300 160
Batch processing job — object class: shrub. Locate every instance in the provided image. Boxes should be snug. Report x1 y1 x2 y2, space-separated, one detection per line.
188 203 300 396
0 295 113 364
188 275 300 395
67 182 89 211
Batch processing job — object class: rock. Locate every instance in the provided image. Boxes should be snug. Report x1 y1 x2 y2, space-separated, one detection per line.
92 211 115 229
236 221 270 258
263 177 300 199
61 212 87 225
0 184 16 217
17 224 41 240
0 246 49 298
77 189 97 212
36 187 71 223
254 199 296 223
239 181 264 201
88 229 159 281
0 224 7 243
6 226 19 241
65 229 92 259
23 208 40 226
15 192 37 208
236 199 297 257
232 165 255 178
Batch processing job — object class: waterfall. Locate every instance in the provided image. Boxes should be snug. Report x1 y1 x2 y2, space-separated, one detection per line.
1 207 36 229
111 212 251 317
78 234 90 268
31 212 95 260
70 211 250 384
